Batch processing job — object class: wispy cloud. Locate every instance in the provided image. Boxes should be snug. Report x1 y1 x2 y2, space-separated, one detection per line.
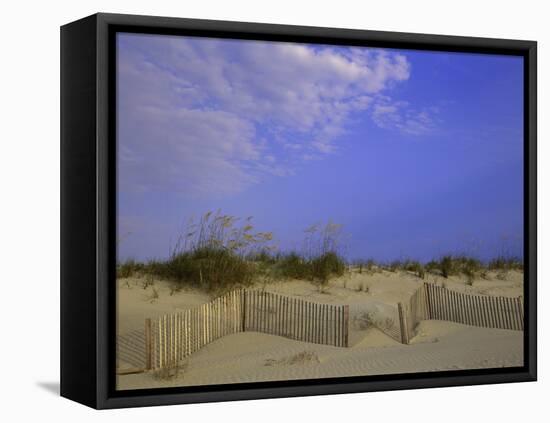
372 98 438 135
118 34 421 197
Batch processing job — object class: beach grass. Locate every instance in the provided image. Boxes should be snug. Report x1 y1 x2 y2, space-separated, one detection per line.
117 212 346 293
116 211 523 293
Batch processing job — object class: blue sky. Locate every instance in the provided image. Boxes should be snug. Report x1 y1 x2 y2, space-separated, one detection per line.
117 33 524 262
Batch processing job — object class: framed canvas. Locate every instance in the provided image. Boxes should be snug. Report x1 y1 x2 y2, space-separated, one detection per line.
60 13 537 409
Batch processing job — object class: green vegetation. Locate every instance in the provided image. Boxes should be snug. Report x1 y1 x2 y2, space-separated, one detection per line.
354 259 376 274
116 212 345 294
362 254 522 284
116 211 523 292
437 255 481 280
116 259 143 279
488 256 524 271
407 261 425 279
353 311 394 331
260 223 347 291
142 211 274 293
422 254 522 282
381 259 425 279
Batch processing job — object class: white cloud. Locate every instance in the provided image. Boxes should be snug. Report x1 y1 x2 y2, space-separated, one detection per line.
372 97 438 135
117 34 419 197
118 106 260 196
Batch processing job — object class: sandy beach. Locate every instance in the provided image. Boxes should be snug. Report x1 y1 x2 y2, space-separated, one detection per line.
116 269 524 390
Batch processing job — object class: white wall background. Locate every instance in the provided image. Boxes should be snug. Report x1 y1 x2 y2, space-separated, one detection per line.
1 0 546 420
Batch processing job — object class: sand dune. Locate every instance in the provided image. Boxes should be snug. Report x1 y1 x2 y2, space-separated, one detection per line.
116 269 524 390
117 322 522 390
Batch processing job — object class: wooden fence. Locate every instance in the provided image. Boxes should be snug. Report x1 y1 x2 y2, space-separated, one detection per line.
146 289 349 370
243 290 349 347
398 285 430 344
398 283 524 344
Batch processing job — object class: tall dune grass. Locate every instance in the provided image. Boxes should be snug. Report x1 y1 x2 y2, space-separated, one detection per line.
116 212 346 293
273 251 346 285
488 256 524 271
143 211 275 293
116 211 523 291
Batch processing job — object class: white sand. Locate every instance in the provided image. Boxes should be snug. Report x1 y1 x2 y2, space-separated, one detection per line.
116 269 524 390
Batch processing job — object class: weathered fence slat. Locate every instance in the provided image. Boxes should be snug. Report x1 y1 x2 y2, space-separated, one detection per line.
343 305 349 347
145 318 152 370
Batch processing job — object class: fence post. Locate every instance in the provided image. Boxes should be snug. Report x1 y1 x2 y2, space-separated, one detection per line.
424 283 432 320
398 302 409 344
240 289 246 332
343 305 349 347
145 318 152 370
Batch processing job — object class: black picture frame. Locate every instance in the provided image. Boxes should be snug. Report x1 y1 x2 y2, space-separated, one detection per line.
60 12 537 409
